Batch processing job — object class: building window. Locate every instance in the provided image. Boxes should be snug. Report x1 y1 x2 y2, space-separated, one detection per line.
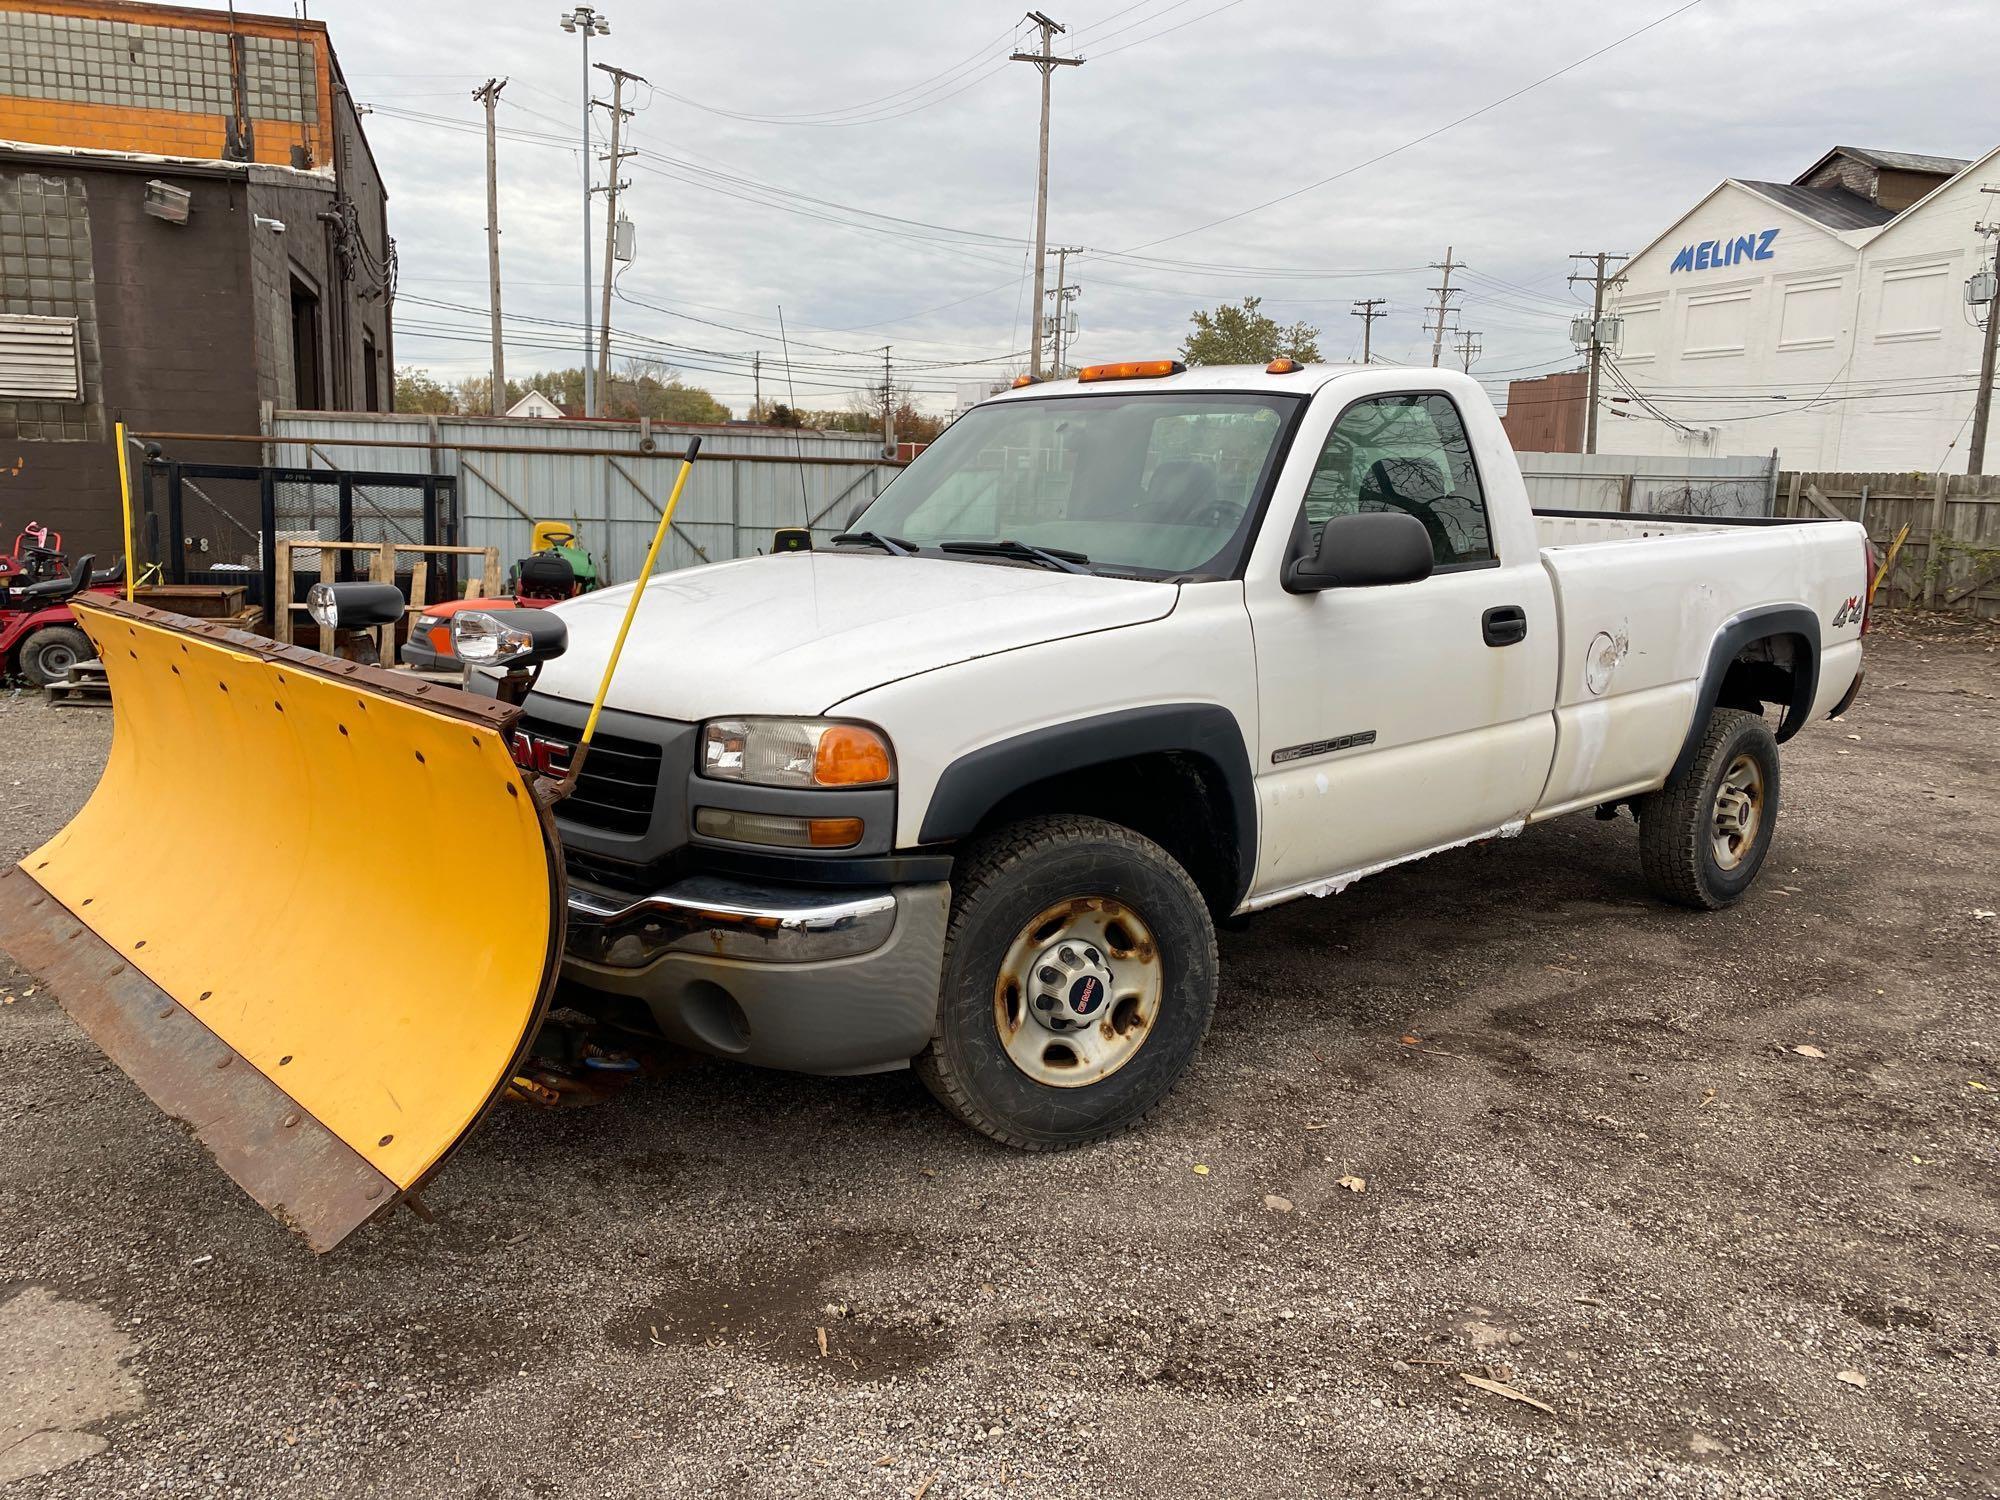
1305 393 1494 570
1618 302 1662 362
0 314 83 400
289 275 324 409
1683 291 1752 359
362 334 379 411
1778 278 1844 351
1875 263 1950 343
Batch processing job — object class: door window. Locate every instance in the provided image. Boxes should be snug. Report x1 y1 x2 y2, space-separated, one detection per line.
1303 393 1493 568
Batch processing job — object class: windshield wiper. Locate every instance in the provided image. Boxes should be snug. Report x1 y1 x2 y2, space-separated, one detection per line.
830 530 918 557
939 538 1091 574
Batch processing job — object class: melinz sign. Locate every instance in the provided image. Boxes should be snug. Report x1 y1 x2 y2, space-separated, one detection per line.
1670 228 1779 274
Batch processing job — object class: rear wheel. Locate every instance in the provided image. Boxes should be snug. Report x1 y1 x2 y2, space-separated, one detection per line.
1638 707 1780 910
19 625 91 687
916 815 1217 1150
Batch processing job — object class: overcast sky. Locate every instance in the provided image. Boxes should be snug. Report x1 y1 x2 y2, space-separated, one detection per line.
223 0 1999 415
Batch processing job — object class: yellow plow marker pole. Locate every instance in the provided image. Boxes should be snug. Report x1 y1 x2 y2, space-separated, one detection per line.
114 420 136 601
2 598 563 1250
565 436 701 784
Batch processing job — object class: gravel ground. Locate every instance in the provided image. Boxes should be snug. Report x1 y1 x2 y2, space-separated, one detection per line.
0 616 1995 1499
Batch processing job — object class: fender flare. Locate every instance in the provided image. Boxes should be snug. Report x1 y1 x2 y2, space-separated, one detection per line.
1669 603 1821 784
918 703 1258 904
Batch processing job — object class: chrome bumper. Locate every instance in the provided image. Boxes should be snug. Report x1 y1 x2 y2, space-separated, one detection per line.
565 874 899 969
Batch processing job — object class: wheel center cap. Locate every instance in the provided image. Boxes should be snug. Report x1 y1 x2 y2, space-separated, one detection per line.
1029 938 1114 1033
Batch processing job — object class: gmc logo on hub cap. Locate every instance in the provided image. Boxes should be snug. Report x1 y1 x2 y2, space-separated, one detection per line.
510 731 572 777
1069 975 1104 1016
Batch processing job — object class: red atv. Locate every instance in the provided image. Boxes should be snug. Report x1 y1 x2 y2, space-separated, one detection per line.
1 525 122 686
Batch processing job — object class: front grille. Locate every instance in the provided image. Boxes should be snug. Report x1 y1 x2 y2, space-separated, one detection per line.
516 713 661 836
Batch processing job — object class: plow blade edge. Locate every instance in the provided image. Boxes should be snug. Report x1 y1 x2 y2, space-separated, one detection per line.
0 596 563 1250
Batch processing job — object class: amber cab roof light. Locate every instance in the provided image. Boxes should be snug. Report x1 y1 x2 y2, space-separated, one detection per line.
1077 359 1185 383
1266 357 1302 374
1010 373 1040 389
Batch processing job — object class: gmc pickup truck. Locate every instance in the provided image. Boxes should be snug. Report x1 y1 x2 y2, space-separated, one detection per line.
522 360 1868 1149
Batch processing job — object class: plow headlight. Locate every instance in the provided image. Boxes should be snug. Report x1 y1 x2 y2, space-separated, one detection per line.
307 581 405 630
699 718 894 787
450 609 569 667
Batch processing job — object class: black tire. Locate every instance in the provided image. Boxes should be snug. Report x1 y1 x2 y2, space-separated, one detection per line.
19 625 91 688
1638 707 1781 910
915 815 1217 1150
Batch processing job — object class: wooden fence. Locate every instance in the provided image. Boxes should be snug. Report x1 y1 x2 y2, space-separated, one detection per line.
1779 471 2000 619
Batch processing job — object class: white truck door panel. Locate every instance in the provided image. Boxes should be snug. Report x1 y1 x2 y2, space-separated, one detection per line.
1243 385 1557 901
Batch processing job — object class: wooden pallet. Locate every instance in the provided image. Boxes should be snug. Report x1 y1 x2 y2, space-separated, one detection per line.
44 659 110 708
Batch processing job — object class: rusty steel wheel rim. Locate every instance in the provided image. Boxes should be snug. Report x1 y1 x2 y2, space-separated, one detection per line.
1711 753 1764 871
992 896 1164 1088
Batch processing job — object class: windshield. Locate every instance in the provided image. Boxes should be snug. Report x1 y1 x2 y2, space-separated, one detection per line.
847 391 1303 577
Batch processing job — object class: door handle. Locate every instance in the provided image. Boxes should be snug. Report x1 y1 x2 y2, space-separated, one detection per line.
1482 605 1527 647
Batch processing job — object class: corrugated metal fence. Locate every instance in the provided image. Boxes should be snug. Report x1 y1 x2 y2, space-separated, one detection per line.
1515 452 1779 517
264 411 902 584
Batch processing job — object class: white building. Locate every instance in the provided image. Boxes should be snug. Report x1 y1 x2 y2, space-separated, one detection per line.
1603 144 1998 472
506 389 565 420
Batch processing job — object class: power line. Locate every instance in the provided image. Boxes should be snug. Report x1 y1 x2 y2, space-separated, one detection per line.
1118 0 1708 252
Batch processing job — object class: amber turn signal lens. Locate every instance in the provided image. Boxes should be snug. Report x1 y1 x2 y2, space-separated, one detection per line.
812 724 894 785
1077 359 1185 383
1266 357 1301 374
808 817 865 848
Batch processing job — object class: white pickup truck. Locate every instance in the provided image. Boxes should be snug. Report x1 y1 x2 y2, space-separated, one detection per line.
522 360 1869 1149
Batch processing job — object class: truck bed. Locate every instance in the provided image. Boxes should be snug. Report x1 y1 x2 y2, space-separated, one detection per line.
1533 507 1827 549
1525 506 1868 822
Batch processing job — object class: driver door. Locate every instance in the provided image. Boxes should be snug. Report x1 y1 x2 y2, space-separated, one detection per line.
1244 390 1556 901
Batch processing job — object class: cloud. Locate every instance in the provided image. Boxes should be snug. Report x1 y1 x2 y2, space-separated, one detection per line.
207 0 1998 412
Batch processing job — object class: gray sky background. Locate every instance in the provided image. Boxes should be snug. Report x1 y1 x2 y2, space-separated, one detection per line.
220 0 2000 415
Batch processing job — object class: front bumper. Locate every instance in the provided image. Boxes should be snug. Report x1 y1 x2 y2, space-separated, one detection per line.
561 873 949 1075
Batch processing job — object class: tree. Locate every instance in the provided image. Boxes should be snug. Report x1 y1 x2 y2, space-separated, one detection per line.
393 367 459 414
1179 297 1321 366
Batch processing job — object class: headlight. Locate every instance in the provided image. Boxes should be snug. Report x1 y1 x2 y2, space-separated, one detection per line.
450 610 533 665
306 582 339 629
699 718 893 787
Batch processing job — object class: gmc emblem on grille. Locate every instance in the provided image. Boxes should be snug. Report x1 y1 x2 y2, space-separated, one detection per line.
510 730 573 777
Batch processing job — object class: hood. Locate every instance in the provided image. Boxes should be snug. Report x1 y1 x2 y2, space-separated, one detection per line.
529 550 1177 720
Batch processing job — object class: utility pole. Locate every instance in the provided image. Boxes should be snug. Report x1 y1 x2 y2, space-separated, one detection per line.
1047 245 1082 376
1425 247 1462 368
1454 328 1483 373
1350 297 1387 363
1568 251 1629 455
559 6 611 417
1967 187 2000 475
752 351 762 419
472 77 507 415
1012 12 1082 379
881 347 895 457
588 63 636 418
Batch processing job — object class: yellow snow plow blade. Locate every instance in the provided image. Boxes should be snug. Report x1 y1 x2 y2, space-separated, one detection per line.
0 595 563 1251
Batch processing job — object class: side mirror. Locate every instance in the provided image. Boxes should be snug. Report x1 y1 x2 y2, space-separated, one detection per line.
1284 511 1434 594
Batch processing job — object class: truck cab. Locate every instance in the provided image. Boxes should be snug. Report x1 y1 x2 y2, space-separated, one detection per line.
530 361 1869 1149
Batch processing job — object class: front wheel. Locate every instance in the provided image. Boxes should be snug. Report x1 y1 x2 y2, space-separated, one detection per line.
915 815 1217 1150
1638 707 1781 910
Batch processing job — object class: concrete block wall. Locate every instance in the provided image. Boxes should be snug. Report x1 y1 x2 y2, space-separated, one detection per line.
0 2 329 167
0 167 103 443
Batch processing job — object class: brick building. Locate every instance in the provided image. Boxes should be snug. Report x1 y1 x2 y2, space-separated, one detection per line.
0 0 391 560
1498 368 1588 453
